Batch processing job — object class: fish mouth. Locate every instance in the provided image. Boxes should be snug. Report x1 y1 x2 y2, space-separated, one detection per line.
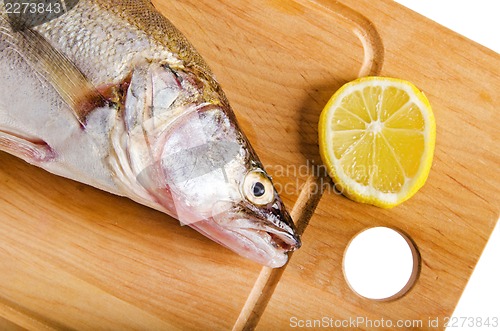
188 207 301 268
236 222 300 253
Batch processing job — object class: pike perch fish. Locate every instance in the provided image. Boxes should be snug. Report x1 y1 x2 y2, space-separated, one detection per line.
0 0 301 267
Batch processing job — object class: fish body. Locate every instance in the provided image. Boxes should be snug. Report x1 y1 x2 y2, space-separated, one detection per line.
0 0 300 267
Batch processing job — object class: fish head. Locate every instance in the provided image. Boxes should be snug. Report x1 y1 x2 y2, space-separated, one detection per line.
117 61 301 268
206 166 303 268
156 106 302 268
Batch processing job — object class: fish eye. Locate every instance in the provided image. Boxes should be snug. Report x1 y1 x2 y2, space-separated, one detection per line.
243 169 274 205
252 182 266 197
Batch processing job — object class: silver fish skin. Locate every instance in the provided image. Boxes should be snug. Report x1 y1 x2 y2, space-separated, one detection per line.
0 0 301 267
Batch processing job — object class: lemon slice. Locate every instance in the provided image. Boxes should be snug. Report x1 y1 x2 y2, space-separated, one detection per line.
319 77 436 208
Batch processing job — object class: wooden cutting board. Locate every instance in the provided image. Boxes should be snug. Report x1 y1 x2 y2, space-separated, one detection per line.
0 0 498 330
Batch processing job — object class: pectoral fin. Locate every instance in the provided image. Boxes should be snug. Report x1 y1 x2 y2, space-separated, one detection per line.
17 28 108 126
0 129 55 165
0 13 108 126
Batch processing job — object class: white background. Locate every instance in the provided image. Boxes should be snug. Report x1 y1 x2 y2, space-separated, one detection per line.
393 1 499 329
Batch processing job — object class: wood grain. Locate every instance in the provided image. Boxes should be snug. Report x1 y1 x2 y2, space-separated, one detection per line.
0 0 498 330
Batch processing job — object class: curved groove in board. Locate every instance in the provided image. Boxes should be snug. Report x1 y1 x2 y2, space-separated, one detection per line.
308 0 385 77
232 2 385 330
232 175 325 331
